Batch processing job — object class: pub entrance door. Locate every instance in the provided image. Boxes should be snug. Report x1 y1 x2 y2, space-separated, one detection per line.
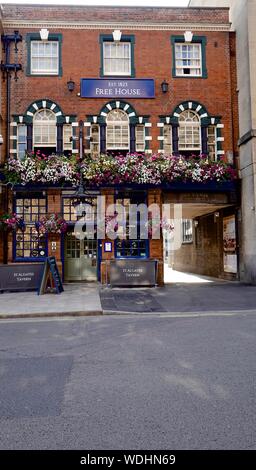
64 229 97 281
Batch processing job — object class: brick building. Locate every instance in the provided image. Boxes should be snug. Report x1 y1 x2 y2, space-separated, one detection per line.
0 4 240 285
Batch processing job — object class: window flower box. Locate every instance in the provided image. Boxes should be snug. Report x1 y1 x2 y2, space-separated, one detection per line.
3 152 238 187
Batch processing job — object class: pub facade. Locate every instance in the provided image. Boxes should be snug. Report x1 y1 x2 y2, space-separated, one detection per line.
0 4 240 285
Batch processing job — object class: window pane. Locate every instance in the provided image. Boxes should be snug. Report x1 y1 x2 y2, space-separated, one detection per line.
17 123 27 159
31 40 59 74
207 125 217 161
136 125 145 152
179 111 201 151
182 219 193 243
175 43 202 77
38 42 45 56
103 41 131 75
51 42 58 56
163 125 172 154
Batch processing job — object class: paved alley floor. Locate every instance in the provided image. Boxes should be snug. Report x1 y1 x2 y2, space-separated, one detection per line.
100 282 256 315
164 265 217 284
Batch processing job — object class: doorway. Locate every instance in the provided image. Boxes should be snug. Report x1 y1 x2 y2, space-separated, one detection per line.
64 230 98 282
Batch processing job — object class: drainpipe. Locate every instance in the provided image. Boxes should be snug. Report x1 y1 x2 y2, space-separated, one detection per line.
3 74 11 264
1 31 22 263
3 56 10 264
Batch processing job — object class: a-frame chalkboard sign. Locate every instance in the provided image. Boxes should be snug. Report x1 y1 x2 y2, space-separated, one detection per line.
38 256 64 295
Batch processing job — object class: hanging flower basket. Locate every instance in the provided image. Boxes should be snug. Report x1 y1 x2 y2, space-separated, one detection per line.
35 213 68 235
0 213 26 232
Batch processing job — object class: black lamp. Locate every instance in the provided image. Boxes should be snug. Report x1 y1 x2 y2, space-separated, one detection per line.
161 80 169 94
67 78 75 92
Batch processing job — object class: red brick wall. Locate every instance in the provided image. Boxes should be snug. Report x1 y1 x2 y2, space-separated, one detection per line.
229 31 239 161
0 4 237 159
1 26 236 157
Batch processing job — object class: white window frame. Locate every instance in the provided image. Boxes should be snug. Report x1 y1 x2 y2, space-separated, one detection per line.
33 109 57 148
63 124 72 151
17 124 27 160
103 41 131 76
135 125 145 152
207 125 217 161
106 109 130 151
31 40 59 75
90 124 100 156
175 43 202 77
178 110 201 152
182 219 193 244
163 124 173 155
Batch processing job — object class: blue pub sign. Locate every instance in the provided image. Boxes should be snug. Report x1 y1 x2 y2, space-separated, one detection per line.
80 78 155 99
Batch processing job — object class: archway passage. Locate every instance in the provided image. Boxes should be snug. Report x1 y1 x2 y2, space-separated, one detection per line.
163 191 239 284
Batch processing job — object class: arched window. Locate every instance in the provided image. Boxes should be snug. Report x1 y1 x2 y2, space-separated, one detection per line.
33 109 57 153
178 110 201 153
106 109 129 152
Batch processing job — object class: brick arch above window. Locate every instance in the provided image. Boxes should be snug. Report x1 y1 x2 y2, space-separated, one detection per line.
159 101 221 127
172 101 210 124
85 101 151 154
158 101 223 158
98 100 139 125
12 99 77 125
11 100 78 157
86 100 150 125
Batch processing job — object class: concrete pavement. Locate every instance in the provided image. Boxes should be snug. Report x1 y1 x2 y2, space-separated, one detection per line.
0 277 256 319
0 283 102 319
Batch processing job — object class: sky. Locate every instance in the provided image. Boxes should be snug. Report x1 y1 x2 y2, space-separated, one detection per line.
0 0 190 7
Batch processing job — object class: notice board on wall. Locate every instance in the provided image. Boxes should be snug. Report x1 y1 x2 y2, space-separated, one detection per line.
223 215 237 274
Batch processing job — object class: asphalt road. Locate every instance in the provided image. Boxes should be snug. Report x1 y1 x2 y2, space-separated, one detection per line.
0 313 256 450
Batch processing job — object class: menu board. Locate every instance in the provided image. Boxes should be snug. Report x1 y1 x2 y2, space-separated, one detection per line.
223 215 237 274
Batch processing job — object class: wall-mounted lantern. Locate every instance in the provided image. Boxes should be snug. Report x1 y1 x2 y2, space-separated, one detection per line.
67 78 75 92
161 80 169 94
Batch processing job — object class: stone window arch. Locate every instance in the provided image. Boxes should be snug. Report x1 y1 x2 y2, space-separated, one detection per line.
11 99 77 157
159 101 223 159
85 101 151 155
